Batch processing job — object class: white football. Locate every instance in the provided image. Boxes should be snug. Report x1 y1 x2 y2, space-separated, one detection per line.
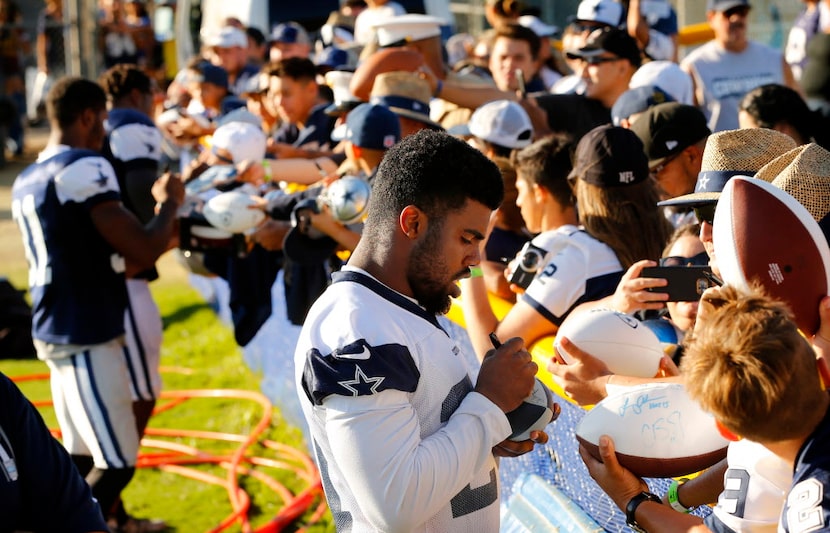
203 190 266 233
506 378 557 442
576 382 729 478
555 308 663 378
321 175 371 225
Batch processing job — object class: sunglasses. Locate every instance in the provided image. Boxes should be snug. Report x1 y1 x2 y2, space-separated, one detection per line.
659 251 710 267
649 152 681 179
723 5 750 17
693 204 717 225
581 55 622 66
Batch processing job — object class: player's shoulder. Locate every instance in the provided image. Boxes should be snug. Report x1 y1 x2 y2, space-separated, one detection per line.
107 110 162 162
55 153 119 203
107 108 156 130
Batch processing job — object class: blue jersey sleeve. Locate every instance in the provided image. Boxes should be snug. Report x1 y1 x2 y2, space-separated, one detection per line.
0 373 108 532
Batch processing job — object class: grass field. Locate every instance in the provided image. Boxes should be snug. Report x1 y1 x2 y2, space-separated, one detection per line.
0 136 333 532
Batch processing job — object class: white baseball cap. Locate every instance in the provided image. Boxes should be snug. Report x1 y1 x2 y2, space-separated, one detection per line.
465 100 533 150
211 122 266 164
372 14 445 47
204 26 248 49
630 60 695 105
518 15 558 38
575 0 624 27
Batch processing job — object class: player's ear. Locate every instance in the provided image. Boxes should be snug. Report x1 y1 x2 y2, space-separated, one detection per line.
715 419 741 442
399 205 425 240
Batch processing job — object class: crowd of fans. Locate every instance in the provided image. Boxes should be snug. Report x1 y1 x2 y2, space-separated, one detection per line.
5 0 830 531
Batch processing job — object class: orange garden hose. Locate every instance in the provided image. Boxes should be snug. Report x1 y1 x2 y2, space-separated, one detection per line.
10 373 325 532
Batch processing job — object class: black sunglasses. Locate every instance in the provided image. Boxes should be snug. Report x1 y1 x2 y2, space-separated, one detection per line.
659 251 710 267
723 5 750 17
582 55 622 66
693 204 717 225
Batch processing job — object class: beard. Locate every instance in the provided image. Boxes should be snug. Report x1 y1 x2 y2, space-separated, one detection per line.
407 224 466 315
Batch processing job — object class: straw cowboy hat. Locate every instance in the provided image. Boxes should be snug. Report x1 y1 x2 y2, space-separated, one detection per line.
755 143 830 232
659 128 797 207
369 71 443 130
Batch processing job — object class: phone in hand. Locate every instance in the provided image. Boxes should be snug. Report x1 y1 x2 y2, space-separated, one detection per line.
515 68 527 98
640 265 715 302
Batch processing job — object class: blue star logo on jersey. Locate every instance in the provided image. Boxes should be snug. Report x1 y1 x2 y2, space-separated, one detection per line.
145 141 154 154
94 164 108 187
338 365 385 396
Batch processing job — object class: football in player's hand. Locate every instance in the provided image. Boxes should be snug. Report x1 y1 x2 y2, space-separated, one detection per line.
506 378 557 441
203 190 266 234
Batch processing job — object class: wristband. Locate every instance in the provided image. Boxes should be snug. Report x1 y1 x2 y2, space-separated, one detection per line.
468 266 483 278
262 159 272 182
433 79 443 98
625 491 661 532
667 478 692 513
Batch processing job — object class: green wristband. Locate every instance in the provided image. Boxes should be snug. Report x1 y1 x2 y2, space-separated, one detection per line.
468 266 483 278
667 478 692 513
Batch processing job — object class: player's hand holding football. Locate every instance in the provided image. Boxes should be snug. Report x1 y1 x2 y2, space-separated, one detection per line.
475 336 537 413
548 336 612 406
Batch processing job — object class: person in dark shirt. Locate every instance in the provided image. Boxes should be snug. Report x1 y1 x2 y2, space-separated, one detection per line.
0 371 109 532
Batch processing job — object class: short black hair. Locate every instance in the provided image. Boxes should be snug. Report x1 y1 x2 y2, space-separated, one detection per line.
99 63 152 102
740 83 815 141
513 134 575 208
367 130 504 230
495 23 541 59
273 57 317 83
246 26 266 47
47 76 107 129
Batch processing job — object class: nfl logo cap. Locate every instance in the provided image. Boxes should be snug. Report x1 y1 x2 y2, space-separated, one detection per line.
204 26 247 48
611 85 674 126
372 14 445 48
567 27 642 68
658 128 797 207
630 102 710 168
461 100 533 150
575 0 624 27
570 124 649 187
270 21 310 45
331 103 401 150
707 0 750 12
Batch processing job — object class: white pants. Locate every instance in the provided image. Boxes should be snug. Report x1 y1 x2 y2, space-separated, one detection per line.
46 339 139 469
124 278 163 401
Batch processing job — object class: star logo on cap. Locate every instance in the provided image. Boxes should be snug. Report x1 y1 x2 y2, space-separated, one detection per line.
338 365 385 396
665 140 678 151
697 175 710 191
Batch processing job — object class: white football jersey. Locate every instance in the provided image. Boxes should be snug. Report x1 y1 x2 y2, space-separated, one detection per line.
707 440 790 532
294 267 511 532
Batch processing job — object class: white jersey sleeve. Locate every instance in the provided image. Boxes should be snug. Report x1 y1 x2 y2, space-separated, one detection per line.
109 123 163 162
54 156 120 205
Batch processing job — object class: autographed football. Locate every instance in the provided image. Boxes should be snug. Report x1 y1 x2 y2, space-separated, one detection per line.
203 190 266 234
554 308 664 378
576 382 729 478
506 378 557 442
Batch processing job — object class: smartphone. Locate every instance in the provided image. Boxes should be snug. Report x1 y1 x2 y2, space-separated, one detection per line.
640 266 714 302
515 68 527 98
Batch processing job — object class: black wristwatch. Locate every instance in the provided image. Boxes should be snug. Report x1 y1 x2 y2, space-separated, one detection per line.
625 491 661 532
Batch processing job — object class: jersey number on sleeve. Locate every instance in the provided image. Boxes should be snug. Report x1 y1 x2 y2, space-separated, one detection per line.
11 195 51 287
786 478 825 533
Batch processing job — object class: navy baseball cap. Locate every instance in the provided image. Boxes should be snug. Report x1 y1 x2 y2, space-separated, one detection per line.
631 102 710 168
197 63 229 89
270 22 310 45
331 103 400 150
611 85 674 126
316 46 351 72
707 0 750 12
